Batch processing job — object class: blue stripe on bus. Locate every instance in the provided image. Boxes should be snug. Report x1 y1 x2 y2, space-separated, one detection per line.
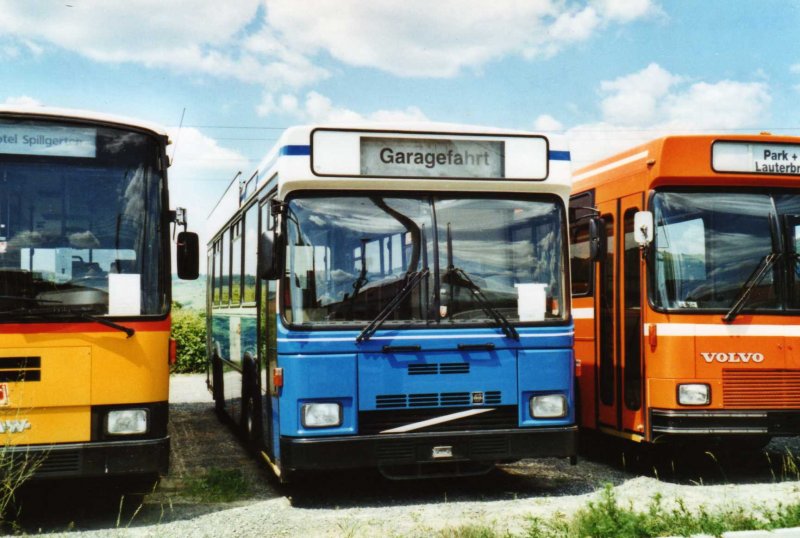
549 150 571 161
280 145 311 156
276 145 568 161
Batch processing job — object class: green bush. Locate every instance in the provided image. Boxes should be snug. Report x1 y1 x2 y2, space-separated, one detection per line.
171 306 206 374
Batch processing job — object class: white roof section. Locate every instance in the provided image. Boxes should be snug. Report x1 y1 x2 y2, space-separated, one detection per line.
207 122 572 239
0 105 169 139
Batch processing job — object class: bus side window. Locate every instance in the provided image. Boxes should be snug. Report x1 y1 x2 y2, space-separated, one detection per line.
243 204 259 304
570 222 592 296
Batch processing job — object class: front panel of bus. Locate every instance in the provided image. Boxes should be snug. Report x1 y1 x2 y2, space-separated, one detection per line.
0 115 170 477
273 191 575 476
572 138 800 443
647 187 800 439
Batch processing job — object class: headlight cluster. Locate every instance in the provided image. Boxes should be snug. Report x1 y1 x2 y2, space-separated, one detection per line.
678 384 710 406
302 402 342 428
106 409 149 435
529 394 567 418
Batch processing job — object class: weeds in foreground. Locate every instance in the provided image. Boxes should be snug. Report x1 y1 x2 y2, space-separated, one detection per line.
437 484 800 538
184 468 250 503
0 440 44 528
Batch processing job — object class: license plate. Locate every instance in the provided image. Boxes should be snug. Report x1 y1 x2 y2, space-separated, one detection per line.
432 445 453 459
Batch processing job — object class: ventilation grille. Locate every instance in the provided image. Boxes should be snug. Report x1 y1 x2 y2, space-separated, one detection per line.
376 391 502 409
723 369 800 409
0 356 41 382
408 363 470 375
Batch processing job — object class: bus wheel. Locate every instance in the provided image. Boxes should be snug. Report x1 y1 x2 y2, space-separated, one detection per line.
212 355 224 417
241 358 263 449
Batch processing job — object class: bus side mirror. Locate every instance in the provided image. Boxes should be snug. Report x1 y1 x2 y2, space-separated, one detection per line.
258 231 280 280
176 231 199 280
634 211 654 246
589 217 605 261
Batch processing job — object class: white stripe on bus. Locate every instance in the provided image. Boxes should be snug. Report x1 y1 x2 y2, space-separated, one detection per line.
380 408 495 434
573 150 649 183
643 323 800 337
572 308 594 319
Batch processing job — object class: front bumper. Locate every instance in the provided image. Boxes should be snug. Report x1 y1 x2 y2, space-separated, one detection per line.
651 409 800 437
5 436 170 480
280 426 578 471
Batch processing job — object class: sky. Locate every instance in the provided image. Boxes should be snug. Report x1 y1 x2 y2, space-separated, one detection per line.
1 0 799 274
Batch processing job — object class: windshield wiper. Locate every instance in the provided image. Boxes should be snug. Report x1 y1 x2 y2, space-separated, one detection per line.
442 267 519 340
0 304 135 338
356 268 429 343
723 252 782 323
442 222 519 340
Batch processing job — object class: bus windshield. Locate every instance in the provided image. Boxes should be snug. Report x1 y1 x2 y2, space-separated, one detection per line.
652 190 800 312
284 194 566 327
0 120 165 317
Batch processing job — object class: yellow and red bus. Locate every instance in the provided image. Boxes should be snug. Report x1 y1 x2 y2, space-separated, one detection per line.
570 133 800 446
0 106 198 479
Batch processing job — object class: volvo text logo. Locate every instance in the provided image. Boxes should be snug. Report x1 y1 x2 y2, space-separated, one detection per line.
0 419 31 433
700 352 765 364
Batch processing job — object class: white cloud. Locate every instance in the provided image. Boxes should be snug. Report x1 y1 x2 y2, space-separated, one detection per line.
2 95 42 106
592 0 661 22
790 63 800 74
166 127 251 273
265 0 660 77
533 114 564 132
0 0 328 91
0 0 660 116
561 64 772 167
258 91 428 124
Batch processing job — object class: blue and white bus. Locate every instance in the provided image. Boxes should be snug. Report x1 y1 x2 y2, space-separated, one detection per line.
206 124 576 480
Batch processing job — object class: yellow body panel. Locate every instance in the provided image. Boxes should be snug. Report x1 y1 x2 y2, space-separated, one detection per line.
0 406 90 444
0 328 169 446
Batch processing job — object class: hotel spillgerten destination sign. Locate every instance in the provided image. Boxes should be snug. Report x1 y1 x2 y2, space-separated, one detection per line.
713 140 800 176
0 123 97 158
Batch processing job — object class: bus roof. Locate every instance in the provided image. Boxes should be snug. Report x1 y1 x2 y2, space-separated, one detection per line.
0 105 169 139
572 133 800 194
207 122 571 235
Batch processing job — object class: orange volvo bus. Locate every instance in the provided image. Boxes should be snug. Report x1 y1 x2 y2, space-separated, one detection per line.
0 107 198 479
570 133 800 445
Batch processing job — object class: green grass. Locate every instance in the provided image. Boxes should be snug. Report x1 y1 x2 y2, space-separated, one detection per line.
184 468 250 503
433 484 800 538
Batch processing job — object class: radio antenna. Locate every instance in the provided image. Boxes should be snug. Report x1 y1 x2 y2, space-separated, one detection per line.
170 107 186 164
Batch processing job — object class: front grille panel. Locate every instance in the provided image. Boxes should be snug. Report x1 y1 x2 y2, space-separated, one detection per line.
359 405 518 435
407 363 470 375
0 356 41 383
376 391 503 409
723 369 800 409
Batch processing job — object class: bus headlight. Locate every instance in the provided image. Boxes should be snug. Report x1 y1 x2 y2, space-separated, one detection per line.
106 409 149 435
678 384 710 406
302 403 342 428
530 394 567 418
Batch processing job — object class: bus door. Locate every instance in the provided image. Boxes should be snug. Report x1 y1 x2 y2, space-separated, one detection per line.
595 194 645 435
259 200 277 459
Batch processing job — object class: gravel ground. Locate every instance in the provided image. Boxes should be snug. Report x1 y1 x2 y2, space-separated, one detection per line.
13 374 800 537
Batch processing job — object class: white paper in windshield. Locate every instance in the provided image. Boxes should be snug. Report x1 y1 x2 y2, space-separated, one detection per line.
0 124 96 158
108 274 141 316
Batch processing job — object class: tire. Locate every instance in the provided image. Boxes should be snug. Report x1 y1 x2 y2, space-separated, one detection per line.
212 354 225 417
241 357 264 450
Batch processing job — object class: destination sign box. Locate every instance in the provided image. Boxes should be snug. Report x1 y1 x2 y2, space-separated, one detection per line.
0 124 96 158
712 141 800 176
361 137 503 178
311 129 549 180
